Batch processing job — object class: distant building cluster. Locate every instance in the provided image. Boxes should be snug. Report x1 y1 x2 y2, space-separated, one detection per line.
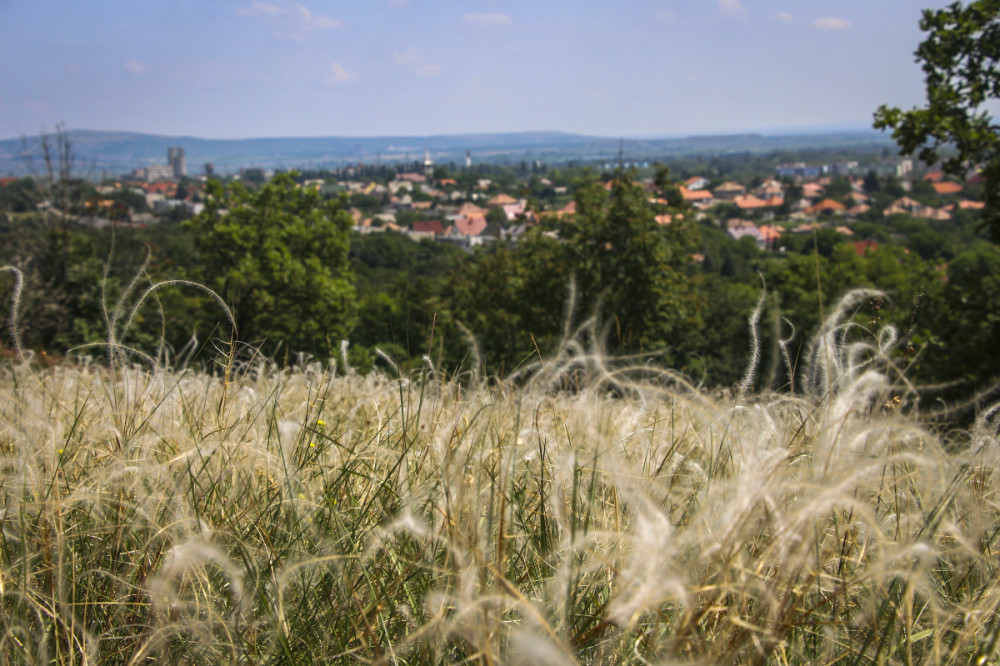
776 159 913 180
168 147 186 178
129 146 187 182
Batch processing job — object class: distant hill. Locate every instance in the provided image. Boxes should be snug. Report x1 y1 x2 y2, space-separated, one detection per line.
0 128 893 178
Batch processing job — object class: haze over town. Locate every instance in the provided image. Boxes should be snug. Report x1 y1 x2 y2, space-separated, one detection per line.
0 0 960 141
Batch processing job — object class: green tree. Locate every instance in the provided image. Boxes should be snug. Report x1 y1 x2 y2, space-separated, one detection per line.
911 242 1000 407
560 172 701 354
442 231 570 374
187 172 356 359
874 0 1000 242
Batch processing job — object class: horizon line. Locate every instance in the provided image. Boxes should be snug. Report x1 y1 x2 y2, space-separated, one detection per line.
1 121 885 144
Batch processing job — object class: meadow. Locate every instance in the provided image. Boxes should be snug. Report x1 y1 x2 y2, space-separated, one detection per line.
1 286 1000 664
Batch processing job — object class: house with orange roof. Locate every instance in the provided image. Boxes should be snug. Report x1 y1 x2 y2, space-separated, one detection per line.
713 182 746 200
541 200 578 219
801 183 825 199
846 204 871 217
684 176 710 190
454 216 488 237
733 194 769 210
754 179 784 200
932 181 963 195
145 182 176 195
726 219 766 248
680 186 713 203
834 226 855 236
456 202 487 217
438 178 458 187
487 193 518 206
884 196 951 221
757 224 783 247
923 171 944 182
959 200 985 210
805 198 846 216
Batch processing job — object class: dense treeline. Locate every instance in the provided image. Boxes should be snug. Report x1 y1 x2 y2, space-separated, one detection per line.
1 163 999 421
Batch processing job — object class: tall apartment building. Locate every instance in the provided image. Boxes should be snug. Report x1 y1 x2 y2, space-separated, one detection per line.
168 147 186 178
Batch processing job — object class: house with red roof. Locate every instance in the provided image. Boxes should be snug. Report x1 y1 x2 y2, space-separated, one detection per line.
454 216 487 237
411 220 445 236
853 240 879 256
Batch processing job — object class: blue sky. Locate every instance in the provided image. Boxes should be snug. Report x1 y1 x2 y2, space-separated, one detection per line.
0 0 950 140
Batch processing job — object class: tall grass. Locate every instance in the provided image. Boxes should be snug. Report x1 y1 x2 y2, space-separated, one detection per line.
1 282 999 664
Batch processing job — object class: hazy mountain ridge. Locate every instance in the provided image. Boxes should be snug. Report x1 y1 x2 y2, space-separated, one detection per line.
0 128 892 177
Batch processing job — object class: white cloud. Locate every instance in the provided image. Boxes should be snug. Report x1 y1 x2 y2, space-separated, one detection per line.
236 1 343 41
124 59 147 75
775 12 793 26
241 1 278 15
325 61 356 84
718 0 747 19
412 63 442 77
654 9 677 24
393 49 442 77
462 12 513 28
813 16 852 31
393 49 421 66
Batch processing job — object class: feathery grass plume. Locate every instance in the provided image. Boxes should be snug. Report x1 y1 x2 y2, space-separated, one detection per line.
777 316 797 393
0 266 25 362
339 338 352 374
4 274 1000 663
801 288 899 400
455 320 482 382
738 275 767 399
